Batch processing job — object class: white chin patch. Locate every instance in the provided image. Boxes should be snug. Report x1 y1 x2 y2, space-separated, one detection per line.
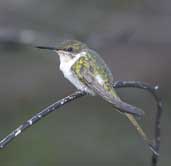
56 50 72 63
55 50 68 56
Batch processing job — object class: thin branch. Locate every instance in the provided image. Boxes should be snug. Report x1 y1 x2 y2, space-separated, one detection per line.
0 91 86 149
113 81 163 166
0 81 162 166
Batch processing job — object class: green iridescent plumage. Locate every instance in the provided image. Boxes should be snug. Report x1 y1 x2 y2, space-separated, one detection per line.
71 49 117 98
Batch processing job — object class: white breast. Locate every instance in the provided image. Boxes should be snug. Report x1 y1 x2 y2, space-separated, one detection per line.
58 51 95 95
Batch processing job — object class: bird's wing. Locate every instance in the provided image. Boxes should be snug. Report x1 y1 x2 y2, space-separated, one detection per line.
71 54 144 117
71 53 157 153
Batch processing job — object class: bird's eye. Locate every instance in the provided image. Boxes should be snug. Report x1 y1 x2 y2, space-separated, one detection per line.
67 47 73 52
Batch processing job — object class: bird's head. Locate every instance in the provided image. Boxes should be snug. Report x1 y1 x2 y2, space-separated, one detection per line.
36 40 87 60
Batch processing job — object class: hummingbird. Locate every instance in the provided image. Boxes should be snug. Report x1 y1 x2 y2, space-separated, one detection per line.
36 40 155 153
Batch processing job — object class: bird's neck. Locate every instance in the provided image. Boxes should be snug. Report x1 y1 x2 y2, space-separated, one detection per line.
59 51 87 74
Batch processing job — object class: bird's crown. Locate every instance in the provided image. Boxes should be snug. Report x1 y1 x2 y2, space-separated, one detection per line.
58 40 87 53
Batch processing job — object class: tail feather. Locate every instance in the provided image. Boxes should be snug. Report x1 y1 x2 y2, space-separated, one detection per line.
110 98 144 117
110 95 157 154
125 113 158 155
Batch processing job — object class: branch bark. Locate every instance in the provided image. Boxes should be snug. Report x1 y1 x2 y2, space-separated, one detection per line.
0 81 162 166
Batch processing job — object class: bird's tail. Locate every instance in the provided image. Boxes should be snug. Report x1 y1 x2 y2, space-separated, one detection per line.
108 96 144 117
108 91 158 154
125 113 158 155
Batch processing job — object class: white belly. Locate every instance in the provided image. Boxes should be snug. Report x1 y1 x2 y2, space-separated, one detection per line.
59 51 95 95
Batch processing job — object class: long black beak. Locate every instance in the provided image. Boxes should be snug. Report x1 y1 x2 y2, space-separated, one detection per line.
36 46 59 51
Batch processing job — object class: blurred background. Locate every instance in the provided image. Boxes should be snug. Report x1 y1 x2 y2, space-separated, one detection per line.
0 0 170 166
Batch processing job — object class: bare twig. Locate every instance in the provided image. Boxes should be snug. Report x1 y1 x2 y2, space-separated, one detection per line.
0 81 162 166
113 81 162 166
0 91 86 148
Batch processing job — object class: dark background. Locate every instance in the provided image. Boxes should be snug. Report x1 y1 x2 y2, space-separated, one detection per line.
0 0 170 166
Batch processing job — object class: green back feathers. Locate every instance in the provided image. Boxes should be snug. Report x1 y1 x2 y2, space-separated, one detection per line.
72 49 116 95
